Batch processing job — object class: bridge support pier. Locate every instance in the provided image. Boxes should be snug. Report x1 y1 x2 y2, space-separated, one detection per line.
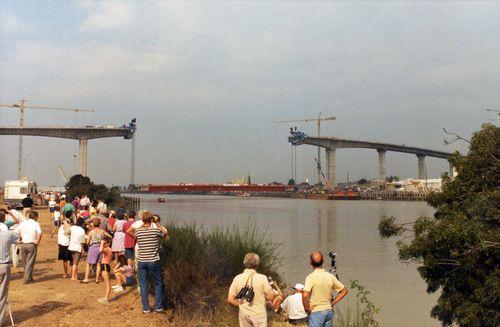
417 154 425 179
79 139 88 176
325 148 336 189
377 149 387 181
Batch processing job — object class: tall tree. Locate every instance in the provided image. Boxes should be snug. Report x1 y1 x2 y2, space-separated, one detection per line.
379 124 499 326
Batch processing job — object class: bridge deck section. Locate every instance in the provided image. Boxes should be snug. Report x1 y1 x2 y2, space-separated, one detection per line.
291 136 453 159
0 127 133 140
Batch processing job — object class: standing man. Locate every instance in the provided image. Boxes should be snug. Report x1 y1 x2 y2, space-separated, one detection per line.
79 195 90 208
0 214 18 325
21 194 34 218
134 211 168 313
228 253 276 327
96 199 107 214
15 211 43 284
61 199 75 218
302 252 348 327
280 283 308 325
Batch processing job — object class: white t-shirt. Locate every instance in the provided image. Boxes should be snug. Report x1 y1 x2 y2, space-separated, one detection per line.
49 200 56 208
0 223 8 232
15 219 42 244
80 197 90 207
54 211 61 221
96 201 107 213
131 220 157 230
68 225 86 253
57 224 70 246
281 293 308 320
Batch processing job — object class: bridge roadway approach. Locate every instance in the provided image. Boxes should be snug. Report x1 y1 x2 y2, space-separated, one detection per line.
0 126 134 176
289 135 455 186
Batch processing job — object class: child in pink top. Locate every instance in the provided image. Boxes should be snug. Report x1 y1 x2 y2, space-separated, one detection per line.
98 237 112 305
112 255 135 292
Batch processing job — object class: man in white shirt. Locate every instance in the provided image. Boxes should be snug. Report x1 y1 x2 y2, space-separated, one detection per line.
15 211 42 284
57 218 72 278
66 218 86 281
281 283 308 325
96 200 107 214
80 195 91 208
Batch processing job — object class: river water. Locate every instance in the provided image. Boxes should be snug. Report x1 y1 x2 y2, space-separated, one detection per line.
137 194 439 327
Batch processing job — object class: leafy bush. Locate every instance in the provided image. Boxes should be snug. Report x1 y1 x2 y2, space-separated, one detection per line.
378 124 500 326
159 221 282 318
65 174 120 206
335 280 380 327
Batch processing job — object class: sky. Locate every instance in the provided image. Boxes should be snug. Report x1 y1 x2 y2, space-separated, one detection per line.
0 1 499 187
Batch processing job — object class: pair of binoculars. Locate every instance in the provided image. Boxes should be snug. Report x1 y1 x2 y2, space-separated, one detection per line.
236 286 255 303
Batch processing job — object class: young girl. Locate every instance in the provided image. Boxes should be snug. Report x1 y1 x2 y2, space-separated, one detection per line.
98 237 113 305
112 255 135 292
83 219 111 283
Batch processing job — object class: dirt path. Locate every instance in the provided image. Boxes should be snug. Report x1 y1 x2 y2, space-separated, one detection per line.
7 209 169 326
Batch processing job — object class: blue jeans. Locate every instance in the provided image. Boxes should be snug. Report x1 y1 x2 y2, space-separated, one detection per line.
137 260 163 311
308 309 333 327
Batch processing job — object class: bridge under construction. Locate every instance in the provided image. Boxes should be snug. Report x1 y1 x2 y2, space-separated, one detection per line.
289 130 455 187
0 121 136 177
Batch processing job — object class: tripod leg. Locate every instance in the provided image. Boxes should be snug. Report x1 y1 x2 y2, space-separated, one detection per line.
7 303 14 326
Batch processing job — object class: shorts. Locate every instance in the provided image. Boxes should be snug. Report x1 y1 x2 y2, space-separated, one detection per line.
125 275 135 286
100 264 111 272
53 220 59 227
71 251 82 265
58 245 73 262
49 207 56 213
125 248 135 260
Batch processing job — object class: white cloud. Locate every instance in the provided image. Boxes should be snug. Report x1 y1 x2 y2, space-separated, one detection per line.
80 0 135 31
0 11 26 32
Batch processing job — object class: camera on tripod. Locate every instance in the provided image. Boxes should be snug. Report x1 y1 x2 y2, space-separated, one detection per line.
328 251 339 279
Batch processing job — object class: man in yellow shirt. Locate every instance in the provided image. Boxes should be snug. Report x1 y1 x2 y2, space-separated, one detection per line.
302 252 348 327
228 253 276 327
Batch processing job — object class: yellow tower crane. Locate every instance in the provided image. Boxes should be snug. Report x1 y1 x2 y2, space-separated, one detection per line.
274 113 336 185
0 99 94 179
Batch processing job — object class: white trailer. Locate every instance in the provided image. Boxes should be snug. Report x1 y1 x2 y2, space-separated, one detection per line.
3 180 37 208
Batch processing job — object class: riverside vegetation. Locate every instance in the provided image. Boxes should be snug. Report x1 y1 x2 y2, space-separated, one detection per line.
158 221 379 326
379 123 499 327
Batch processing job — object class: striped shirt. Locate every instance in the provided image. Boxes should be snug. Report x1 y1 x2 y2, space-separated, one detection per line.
135 227 163 262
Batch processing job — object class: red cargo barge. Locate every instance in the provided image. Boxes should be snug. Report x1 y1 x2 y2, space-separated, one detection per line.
146 184 295 194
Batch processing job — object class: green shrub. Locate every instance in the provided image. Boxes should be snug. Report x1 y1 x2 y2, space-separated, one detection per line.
160 221 282 319
335 280 380 327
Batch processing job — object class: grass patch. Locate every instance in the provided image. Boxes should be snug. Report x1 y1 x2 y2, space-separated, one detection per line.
160 221 282 322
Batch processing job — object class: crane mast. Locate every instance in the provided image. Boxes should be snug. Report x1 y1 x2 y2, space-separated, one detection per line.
0 99 94 179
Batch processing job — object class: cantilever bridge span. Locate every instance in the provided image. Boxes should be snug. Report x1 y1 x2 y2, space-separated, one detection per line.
0 125 135 176
289 134 455 186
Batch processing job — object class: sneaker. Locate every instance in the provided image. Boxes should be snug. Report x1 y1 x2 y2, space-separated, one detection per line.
98 298 110 305
154 308 165 313
113 286 124 292
111 285 121 289
143 310 151 314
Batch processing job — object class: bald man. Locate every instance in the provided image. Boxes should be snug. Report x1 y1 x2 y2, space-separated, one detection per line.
302 252 348 327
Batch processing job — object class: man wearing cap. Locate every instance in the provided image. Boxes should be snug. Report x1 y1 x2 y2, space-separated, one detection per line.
280 283 308 325
302 252 348 327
